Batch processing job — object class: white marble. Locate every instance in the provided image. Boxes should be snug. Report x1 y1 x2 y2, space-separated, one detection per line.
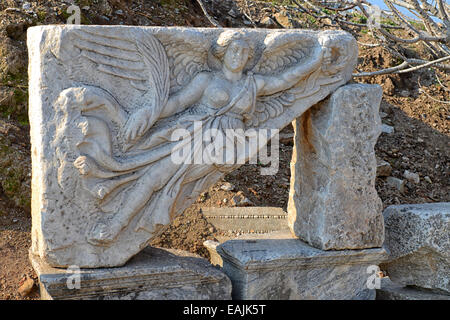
28 26 357 267
288 84 384 250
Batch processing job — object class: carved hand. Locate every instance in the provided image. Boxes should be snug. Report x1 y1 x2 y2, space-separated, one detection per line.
123 108 154 143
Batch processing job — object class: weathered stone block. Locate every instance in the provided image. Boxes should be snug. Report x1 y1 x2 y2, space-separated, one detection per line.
28 25 357 267
204 237 387 300
288 83 384 250
202 207 289 236
30 246 232 300
376 278 450 300
381 203 450 294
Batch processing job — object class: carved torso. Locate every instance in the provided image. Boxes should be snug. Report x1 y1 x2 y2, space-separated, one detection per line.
201 73 254 117
27 26 358 267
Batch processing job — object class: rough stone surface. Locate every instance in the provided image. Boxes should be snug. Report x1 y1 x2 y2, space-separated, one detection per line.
381 203 450 294
376 278 450 300
30 246 232 300
28 25 357 267
204 237 388 300
287 84 384 250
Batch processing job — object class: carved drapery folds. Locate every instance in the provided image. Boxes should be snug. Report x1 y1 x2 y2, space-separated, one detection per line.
28 26 357 267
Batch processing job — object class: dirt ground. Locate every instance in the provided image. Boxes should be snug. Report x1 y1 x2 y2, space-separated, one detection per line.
0 0 448 300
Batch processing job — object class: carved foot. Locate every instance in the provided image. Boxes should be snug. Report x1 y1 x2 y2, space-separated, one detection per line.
87 219 123 246
74 156 94 176
74 156 109 183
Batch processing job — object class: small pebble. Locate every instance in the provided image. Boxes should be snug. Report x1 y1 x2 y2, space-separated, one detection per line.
220 182 234 191
404 170 420 184
386 177 406 194
377 160 392 177
381 124 395 134
18 277 34 297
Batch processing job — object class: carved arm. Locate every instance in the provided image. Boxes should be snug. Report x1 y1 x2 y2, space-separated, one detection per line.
160 72 211 118
255 46 323 96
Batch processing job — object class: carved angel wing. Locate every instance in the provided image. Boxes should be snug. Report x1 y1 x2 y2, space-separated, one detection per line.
157 33 211 95
56 27 170 121
253 32 318 75
245 69 342 127
246 32 343 128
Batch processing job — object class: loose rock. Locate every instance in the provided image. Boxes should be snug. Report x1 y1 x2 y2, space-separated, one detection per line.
386 177 406 193
17 277 34 297
381 203 450 294
220 182 234 191
403 170 420 184
381 124 395 134
377 159 392 177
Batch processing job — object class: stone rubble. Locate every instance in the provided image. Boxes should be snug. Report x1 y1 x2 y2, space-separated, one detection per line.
381 203 450 295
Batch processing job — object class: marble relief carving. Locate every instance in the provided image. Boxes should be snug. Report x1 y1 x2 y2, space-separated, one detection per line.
28 26 357 267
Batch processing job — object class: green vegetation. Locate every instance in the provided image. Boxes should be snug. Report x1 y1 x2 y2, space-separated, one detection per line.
0 136 31 210
409 20 426 31
1 72 29 125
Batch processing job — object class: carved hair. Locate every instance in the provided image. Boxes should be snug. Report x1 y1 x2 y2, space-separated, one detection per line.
211 30 255 64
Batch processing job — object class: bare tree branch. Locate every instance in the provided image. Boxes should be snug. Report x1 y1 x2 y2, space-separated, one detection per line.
395 55 450 73
354 55 450 76
195 0 222 27
418 75 450 104
289 0 450 76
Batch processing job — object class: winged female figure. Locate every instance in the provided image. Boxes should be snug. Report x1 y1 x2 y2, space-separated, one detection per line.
54 28 355 246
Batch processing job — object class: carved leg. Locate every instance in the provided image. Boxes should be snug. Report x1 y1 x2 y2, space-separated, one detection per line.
87 157 179 246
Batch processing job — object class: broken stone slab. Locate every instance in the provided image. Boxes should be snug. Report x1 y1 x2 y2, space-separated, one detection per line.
287 83 384 250
204 237 388 300
30 246 232 300
381 203 450 294
28 25 357 267
376 278 450 300
202 207 290 242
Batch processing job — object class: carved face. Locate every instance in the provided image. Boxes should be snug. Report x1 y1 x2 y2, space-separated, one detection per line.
223 40 250 73
323 47 333 65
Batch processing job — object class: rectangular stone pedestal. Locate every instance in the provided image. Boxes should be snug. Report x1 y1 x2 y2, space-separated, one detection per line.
288 84 384 250
205 237 387 300
30 246 231 300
